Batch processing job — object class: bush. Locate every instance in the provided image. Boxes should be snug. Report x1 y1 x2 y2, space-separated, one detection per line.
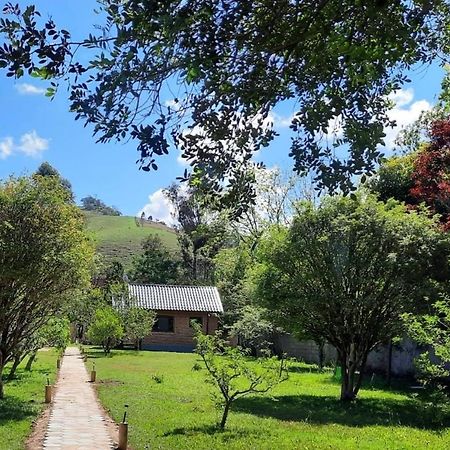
87 307 124 355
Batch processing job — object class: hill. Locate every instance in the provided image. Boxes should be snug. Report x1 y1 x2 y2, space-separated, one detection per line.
84 212 179 269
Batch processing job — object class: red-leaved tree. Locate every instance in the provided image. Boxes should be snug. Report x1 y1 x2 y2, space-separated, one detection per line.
410 119 450 230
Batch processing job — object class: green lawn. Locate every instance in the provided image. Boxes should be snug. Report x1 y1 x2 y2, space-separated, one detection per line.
0 349 58 450
84 212 178 268
85 348 450 450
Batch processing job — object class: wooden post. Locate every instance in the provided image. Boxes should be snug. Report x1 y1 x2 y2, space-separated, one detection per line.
118 423 128 450
57 358 61 369
45 385 52 403
90 370 96 383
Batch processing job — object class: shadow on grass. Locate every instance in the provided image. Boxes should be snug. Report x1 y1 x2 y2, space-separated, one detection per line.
0 396 36 425
84 348 141 359
234 394 450 430
163 424 264 440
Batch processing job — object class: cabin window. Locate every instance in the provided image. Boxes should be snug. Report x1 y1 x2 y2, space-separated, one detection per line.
153 315 174 332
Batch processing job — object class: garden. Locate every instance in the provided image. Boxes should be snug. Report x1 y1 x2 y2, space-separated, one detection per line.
3 3 450 449
85 347 450 450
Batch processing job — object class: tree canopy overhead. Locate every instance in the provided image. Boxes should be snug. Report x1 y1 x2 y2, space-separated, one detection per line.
1 1 449 209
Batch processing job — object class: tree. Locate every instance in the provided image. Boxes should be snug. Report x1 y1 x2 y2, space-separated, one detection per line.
35 161 73 199
67 288 105 341
0 175 93 398
80 195 121 216
9 317 72 378
234 167 316 244
214 245 253 326
129 235 179 284
372 119 450 231
404 297 450 388
408 120 450 230
2 2 448 206
165 184 231 284
368 154 416 204
252 194 449 401
86 307 124 355
194 325 288 429
122 307 156 350
229 305 276 356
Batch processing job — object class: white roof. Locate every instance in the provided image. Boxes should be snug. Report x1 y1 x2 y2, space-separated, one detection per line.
127 284 223 313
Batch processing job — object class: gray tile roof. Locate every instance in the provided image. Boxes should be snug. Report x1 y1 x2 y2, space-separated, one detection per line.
128 284 223 313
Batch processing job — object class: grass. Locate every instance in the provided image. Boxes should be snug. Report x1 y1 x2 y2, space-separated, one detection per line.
84 212 178 268
85 348 450 450
0 349 58 450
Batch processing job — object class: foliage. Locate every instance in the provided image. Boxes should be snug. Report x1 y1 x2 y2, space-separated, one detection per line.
86 307 124 355
194 325 288 429
367 153 416 203
252 193 449 401
80 195 121 216
214 245 253 325
234 167 316 243
67 288 105 341
40 317 71 353
2 3 449 207
0 175 93 398
35 161 73 199
229 305 276 355
122 307 156 350
130 234 179 284
404 297 450 387
165 184 231 284
408 120 450 230
88 348 450 449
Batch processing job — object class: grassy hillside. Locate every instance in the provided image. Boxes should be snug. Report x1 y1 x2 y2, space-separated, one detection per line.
84 212 178 269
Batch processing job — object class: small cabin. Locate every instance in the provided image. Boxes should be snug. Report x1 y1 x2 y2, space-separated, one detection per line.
128 283 223 352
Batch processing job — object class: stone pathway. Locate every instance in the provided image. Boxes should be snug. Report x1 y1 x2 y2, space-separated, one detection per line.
42 347 114 449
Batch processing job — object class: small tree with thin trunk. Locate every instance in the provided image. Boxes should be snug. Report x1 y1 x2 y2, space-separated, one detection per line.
253 193 449 401
87 307 124 355
122 307 156 350
194 325 288 429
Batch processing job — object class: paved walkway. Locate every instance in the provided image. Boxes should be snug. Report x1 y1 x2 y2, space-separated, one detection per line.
42 347 114 450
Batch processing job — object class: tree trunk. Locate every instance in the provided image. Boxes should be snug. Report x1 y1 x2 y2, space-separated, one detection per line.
219 401 231 430
340 367 357 401
25 351 37 371
317 341 325 370
339 347 367 401
7 355 22 381
0 352 4 399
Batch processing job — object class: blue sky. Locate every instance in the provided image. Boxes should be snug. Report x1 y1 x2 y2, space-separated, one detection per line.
0 1 446 221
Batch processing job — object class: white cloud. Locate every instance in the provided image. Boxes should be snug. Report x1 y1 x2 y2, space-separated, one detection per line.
0 137 14 159
15 83 46 95
138 189 176 226
270 112 293 128
0 131 49 159
17 130 49 157
384 88 432 149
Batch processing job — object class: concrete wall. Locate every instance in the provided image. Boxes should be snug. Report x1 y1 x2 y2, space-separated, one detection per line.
274 333 421 376
141 310 219 352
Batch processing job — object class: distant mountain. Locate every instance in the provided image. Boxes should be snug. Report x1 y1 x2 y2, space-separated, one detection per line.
84 212 178 269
